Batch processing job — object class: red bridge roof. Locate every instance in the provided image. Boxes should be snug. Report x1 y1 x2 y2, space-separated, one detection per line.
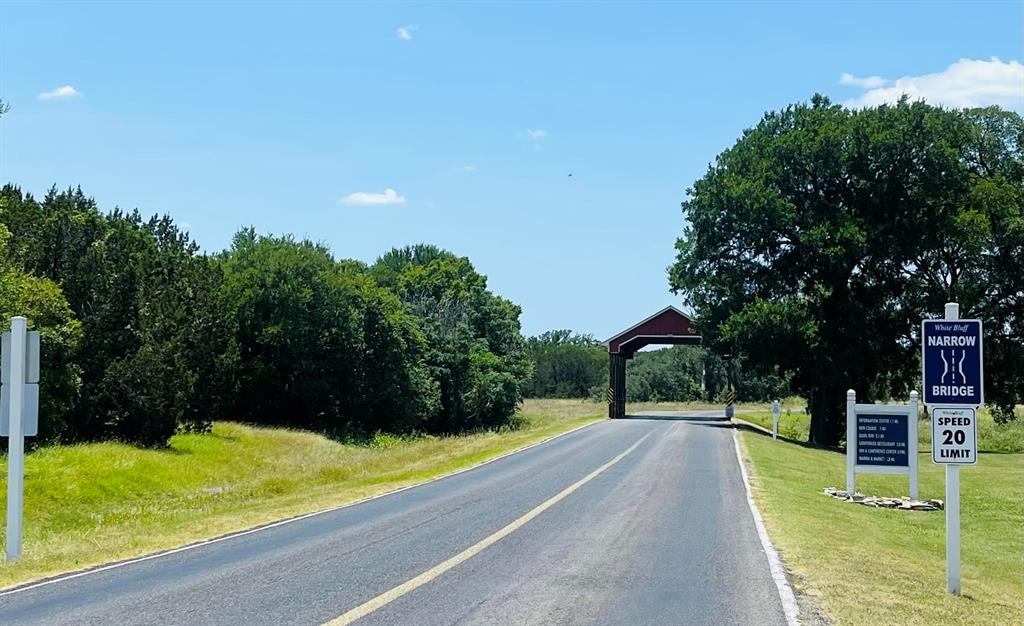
605 306 701 356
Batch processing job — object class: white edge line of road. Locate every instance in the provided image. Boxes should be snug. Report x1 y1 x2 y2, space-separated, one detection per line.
0 417 605 598
732 427 802 626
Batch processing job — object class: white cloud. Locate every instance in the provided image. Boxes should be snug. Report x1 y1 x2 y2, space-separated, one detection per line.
340 188 407 206
839 73 887 89
38 85 80 100
526 129 547 139
841 58 1024 111
396 25 417 41
462 165 477 172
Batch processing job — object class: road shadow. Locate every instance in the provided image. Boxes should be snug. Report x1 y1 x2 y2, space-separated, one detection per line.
731 420 843 453
619 411 729 422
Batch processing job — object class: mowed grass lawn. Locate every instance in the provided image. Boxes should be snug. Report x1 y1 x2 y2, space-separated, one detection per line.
736 406 1024 626
0 398 605 589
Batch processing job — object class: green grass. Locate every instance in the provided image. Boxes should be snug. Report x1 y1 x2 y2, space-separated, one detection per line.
738 404 1024 454
626 397 805 415
0 398 605 589
735 406 1024 625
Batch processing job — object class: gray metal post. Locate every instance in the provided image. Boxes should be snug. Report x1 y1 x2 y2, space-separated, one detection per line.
6 316 27 561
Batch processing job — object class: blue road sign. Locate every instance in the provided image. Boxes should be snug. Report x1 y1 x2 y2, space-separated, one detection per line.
922 319 983 406
856 413 909 467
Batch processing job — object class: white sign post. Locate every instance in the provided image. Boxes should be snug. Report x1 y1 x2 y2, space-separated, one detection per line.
771 399 780 440
922 302 982 596
2 316 40 562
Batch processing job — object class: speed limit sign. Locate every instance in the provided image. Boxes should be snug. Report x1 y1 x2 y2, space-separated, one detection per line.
932 407 978 465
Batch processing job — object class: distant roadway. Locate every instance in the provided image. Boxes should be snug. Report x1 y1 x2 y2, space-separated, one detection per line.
0 412 790 625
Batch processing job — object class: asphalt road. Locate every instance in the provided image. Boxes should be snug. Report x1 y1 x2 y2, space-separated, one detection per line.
0 414 789 626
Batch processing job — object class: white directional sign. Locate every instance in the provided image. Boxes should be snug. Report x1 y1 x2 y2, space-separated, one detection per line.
932 407 978 465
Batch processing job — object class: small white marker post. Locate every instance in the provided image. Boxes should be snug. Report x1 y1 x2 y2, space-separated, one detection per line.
944 302 961 596
846 390 856 494
5 316 27 561
771 399 780 440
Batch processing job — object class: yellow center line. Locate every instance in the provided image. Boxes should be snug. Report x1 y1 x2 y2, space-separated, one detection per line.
322 431 653 626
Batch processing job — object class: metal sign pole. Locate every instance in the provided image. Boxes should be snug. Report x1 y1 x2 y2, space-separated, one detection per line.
771 399 780 440
943 302 961 595
6 316 27 561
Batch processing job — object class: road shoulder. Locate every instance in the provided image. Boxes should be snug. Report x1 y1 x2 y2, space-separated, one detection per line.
732 427 803 626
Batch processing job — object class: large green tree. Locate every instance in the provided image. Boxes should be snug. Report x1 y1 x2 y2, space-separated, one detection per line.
216 231 439 434
0 224 81 443
0 186 223 445
670 97 1023 445
525 330 606 398
372 245 532 432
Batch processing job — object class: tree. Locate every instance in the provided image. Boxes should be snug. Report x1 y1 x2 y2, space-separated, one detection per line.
0 186 227 445
621 346 787 403
0 183 532 444
216 231 439 434
0 224 81 444
372 246 532 432
670 96 1023 445
525 330 606 398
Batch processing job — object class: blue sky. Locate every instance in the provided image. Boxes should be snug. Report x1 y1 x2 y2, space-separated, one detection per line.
2 1 1021 339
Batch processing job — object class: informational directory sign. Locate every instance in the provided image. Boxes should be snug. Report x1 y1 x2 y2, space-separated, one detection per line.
846 391 919 499
856 413 909 467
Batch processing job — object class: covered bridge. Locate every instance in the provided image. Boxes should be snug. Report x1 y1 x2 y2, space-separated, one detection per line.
604 306 701 419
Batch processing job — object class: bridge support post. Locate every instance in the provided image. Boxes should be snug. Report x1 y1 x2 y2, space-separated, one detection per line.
608 353 626 419
724 353 735 418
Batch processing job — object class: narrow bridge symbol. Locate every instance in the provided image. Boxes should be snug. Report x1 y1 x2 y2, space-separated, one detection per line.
940 349 967 384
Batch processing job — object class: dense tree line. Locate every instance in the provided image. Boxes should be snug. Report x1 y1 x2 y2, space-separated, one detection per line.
625 347 788 403
524 331 787 403
524 330 606 398
0 186 532 447
670 98 1023 445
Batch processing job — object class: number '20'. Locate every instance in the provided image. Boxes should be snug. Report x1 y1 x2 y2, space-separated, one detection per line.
942 430 966 445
